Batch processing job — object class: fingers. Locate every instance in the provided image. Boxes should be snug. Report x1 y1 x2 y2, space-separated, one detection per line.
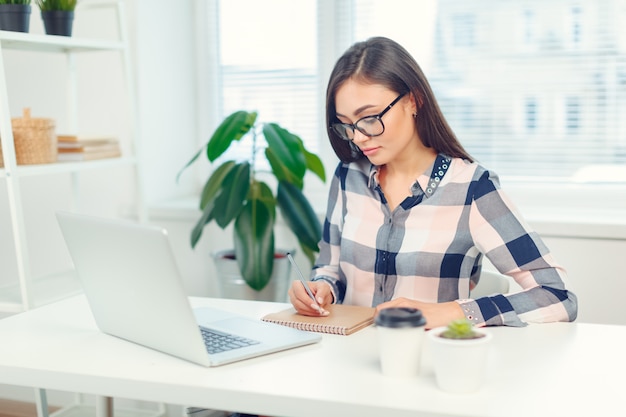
288 281 331 316
311 281 333 307
375 297 413 313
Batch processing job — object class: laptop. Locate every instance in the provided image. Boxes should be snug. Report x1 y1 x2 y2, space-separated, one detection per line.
55 211 321 367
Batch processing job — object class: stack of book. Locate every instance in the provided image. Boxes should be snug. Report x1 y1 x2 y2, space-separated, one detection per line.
57 135 122 162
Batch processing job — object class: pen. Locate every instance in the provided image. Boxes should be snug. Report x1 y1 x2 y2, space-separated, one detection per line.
286 252 325 314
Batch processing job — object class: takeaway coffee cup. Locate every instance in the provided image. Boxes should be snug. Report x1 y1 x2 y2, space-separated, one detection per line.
375 307 427 377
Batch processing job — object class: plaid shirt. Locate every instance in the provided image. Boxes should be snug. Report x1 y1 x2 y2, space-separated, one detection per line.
312 154 578 327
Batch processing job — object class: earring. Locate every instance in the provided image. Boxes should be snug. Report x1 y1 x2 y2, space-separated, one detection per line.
412 112 418 118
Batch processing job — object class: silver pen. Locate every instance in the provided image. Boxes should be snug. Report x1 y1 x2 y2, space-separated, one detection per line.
286 253 324 314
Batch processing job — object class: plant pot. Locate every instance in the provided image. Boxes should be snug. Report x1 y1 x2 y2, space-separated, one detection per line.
41 10 74 37
428 326 493 393
212 249 294 302
0 4 31 33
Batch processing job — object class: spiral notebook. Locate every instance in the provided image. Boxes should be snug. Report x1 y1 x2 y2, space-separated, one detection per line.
261 304 375 335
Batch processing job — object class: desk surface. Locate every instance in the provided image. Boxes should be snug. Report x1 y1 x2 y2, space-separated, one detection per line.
0 295 623 417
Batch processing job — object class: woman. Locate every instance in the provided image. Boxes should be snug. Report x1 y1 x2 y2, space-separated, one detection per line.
288 37 577 328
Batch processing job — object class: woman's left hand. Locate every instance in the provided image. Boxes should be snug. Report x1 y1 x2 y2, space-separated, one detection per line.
375 298 465 329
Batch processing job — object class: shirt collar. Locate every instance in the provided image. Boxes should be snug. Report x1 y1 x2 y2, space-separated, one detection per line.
419 154 452 198
368 154 452 199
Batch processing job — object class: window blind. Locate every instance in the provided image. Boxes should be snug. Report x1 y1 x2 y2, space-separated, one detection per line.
349 0 626 181
208 0 625 184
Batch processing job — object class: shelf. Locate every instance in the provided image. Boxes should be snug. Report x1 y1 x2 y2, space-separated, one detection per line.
0 156 137 178
0 270 82 313
51 403 165 417
0 30 124 53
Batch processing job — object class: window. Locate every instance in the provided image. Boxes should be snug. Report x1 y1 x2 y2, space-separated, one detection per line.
569 5 583 47
200 0 626 194
349 0 626 180
525 98 538 132
451 13 476 48
213 0 318 169
565 96 580 133
523 9 536 45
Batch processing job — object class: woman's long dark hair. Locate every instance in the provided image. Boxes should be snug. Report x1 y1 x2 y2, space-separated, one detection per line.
326 36 473 163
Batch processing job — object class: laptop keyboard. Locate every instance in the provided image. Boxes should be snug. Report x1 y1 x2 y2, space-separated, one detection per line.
200 327 260 354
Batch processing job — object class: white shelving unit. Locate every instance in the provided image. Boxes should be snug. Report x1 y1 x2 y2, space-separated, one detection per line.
0 1 144 314
0 2 156 417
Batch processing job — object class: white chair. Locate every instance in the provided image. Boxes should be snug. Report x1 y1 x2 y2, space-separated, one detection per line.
470 270 510 298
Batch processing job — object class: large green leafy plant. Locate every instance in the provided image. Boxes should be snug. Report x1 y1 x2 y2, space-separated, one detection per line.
179 111 326 291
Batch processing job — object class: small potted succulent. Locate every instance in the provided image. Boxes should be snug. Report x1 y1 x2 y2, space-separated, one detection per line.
36 0 76 36
438 318 486 340
428 319 493 393
0 0 32 33
178 110 325 300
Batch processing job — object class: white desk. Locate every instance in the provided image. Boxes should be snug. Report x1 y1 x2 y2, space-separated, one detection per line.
0 295 623 417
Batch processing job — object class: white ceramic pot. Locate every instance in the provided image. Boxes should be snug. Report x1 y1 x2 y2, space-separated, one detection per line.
428 326 493 393
212 249 294 302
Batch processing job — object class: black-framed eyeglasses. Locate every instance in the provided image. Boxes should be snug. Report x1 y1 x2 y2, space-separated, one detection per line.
330 92 407 141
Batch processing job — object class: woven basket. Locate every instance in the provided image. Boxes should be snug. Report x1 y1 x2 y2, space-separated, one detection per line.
1 108 57 166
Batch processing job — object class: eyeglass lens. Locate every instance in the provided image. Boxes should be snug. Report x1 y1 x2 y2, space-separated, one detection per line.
332 117 384 140
332 92 406 141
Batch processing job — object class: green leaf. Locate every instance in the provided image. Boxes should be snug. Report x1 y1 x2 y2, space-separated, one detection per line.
206 111 257 162
266 147 303 189
304 148 326 183
189 162 238 247
234 198 275 291
212 162 251 228
249 180 277 220
176 147 204 183
440 319 481 339
263 123 306 184
276 181 321 255
190 199 215 249
199 160 236 209
36 0 77 11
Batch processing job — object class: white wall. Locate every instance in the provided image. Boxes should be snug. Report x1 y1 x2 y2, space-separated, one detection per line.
133 0 199 205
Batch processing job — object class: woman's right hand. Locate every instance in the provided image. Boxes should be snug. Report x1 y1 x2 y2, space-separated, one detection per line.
288 280 333 316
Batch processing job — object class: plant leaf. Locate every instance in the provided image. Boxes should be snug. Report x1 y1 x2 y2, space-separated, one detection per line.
263 123 306 184
176 147 204 183
265 147 303 189
276 181 321 254
234 197 275 291
304 148 326 183
190 199 215 248
199 160 236 209
212 162 251 228
189 161 239 247
207 111 257 162
249 180 277 220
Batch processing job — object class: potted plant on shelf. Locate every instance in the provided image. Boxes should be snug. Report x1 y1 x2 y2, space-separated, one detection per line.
0 0 32 33
35 0 76 36
428 319 493 393
178 110 326 301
